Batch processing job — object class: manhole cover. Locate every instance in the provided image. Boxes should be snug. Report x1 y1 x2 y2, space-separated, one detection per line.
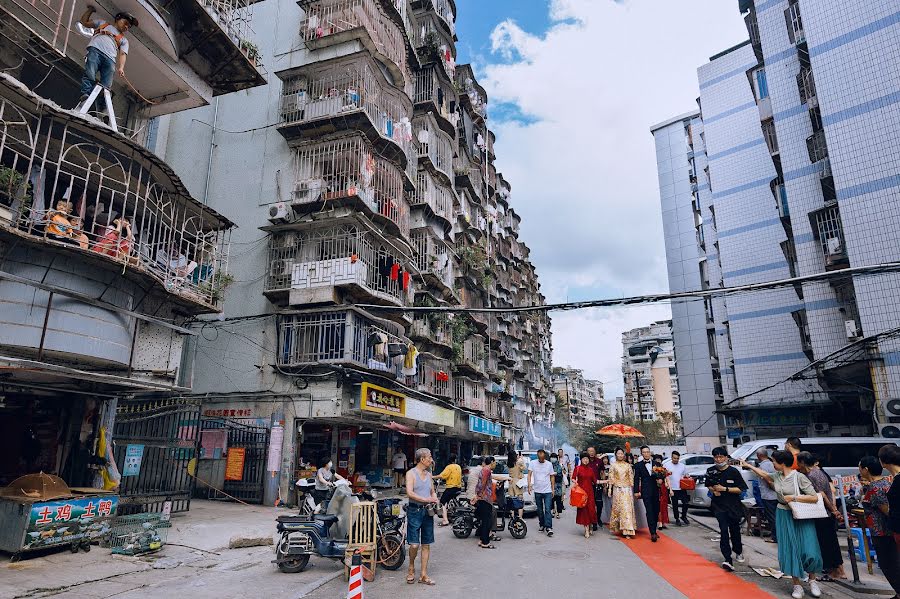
543 550 590 560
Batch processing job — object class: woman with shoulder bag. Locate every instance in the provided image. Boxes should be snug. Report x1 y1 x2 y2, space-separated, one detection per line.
796 452 845 581
742 451 824 599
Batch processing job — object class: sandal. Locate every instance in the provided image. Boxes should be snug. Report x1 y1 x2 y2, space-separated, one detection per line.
418 576 436 586
438 522 449 527
478 543 496 549
819 575 834 582
406 573 416 584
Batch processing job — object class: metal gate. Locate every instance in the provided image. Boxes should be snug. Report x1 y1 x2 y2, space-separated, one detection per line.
201 418 270 504
113 397 201 515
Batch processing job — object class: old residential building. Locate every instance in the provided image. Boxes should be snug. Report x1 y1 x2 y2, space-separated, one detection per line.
0 1 263 508
158 0 554 503
552 367 606 427
653 0 900 447
621 321 680 425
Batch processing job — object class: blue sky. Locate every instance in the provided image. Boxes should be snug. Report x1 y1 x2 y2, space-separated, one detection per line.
454 0 553 65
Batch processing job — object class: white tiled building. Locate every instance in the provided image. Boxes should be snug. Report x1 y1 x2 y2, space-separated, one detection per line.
652 0 900 446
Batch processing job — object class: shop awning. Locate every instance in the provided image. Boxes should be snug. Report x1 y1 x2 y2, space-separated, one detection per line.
386 421 428 437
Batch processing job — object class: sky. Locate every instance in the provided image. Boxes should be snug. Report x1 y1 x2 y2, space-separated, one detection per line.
453 0 748 400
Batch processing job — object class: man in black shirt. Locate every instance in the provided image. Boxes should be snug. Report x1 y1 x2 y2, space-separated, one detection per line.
878 444 900 533
708 446 748 571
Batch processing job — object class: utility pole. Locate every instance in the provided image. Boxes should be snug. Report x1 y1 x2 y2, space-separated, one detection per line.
634 370 644 425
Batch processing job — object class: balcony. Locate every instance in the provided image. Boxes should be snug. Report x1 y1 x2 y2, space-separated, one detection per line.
812 205 849 271
453 159 485 204
406 353 453 399
412 10 455 80
797 68 818 108
414 66 459 136
300 0 407 81
454 375 485 411
410 228 456 298
455 65 487 123
278 57 414 169
0 78 233 314
454 334 485 374
277 307 407 376
784 2 805 46
265 224 414 308
414 0 456 37
288 135 411 236
762 118 779 156
412 170 455 229
409 313 452 348
807 129 829 164
414 113 454 183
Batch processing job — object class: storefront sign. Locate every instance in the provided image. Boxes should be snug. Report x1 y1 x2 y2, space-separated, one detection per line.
405 398 454 427
225 447 246 481
203 408 253 417
24 496 118 551
122 444 144 477
469 415 501 438
361 383 405 417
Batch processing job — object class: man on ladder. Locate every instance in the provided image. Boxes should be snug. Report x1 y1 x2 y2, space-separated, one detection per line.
76 6 138 128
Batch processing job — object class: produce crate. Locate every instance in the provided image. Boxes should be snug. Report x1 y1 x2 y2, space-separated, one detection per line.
108 513 171 555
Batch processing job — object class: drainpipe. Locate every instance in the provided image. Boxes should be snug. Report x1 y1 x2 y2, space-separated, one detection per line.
202 98 219 206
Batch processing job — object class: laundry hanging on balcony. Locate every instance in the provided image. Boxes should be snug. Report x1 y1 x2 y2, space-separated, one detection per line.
368 332 388 360
401 343 418 377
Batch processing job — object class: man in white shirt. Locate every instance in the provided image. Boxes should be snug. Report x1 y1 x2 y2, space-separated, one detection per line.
527 449 556 536
667 451 689 526
391 448 407 490
78 7 137 102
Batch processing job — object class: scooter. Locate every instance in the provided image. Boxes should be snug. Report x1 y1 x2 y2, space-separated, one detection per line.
452 496 527 540
294 477 319 516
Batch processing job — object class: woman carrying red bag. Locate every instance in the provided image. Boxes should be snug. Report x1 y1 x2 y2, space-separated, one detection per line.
573 453 598 538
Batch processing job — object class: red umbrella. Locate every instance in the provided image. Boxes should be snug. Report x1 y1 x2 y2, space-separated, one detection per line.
596 423 644 438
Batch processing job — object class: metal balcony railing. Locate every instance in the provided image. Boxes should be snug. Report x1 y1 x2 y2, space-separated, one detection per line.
300 0 406 76
414 114 454 182
412 11 455 79
277 307 406 375
807 130 829 164
414 66 459 131
813 205 848 268
410 314 451 346
412 170 455 226
461 335 486 372
407 354 453 398
266 225 413 305
411 228 455 291
454 376 485 411
279 60 414 166
784 2 805 45
797 68 817 107
291 135 410 236
428 0 456 36
762 119 779 155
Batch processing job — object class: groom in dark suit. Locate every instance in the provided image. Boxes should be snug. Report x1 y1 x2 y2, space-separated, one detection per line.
633 445 660 542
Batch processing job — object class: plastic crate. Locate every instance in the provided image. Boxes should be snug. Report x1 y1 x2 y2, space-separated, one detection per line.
108 513 171 556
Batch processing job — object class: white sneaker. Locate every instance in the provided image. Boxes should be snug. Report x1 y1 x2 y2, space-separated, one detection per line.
735 553 746 563
809 581 822 598
791 584 804 599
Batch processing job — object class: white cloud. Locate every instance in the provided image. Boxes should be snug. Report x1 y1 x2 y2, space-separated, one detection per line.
477 0 747 399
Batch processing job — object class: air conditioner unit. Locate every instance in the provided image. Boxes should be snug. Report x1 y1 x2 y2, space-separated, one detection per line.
292 179 324 204
811 422 830 434
878 423 900 438
881 399 900 418
268 202 293 224
844 319 859 339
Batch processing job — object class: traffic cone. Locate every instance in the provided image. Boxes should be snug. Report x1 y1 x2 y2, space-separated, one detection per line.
347 550 364 599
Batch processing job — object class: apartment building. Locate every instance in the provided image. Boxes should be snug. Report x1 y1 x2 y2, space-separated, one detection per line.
551 367 606 427
652 0 900 446
0 1 263 509
621 321 681 425
157 0 555 502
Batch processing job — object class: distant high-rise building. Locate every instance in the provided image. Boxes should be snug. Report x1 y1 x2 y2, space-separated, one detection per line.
621 321 681 429
552 367 607 427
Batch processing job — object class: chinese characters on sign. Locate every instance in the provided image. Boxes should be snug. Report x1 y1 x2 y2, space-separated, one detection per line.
203 408 253 418
360 383 406 417
469 415 501 438
225 447 246 481
25 496 118 550
123 444 144 476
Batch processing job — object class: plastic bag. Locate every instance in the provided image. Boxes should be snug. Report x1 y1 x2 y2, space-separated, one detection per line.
569 484 588 508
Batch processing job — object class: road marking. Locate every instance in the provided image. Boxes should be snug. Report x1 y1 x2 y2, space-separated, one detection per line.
622 531 777 599
293 569 344 598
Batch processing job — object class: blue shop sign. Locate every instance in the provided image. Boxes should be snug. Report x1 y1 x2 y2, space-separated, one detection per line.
469 415 501 438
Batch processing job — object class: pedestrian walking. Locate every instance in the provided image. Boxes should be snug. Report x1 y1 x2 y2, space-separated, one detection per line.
796 452 845 581
634 445 661 542
667 451 690 526
860 455 900 595
786 437 802 468
707 447 748 571
653 455 671 530
405 448 438 586
741 450 823 599
509 454 526 519
558 448 572 487
586 447 603 531
551 453 565 518
755 448 779 543
599 454 611 524
528 449 556 537
879 444 900 542
472 456 497 550
434 454 462 527
573 453 598 538
392 447 407 490
608 447 637 539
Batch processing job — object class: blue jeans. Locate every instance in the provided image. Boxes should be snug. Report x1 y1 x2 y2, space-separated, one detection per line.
80 47 115 97
535 492 553 530
406 503 434 546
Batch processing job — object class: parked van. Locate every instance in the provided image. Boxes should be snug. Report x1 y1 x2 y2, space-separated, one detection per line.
687 437 900 510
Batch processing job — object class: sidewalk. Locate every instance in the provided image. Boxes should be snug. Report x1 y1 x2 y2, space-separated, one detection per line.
688 512 894 597
1 500 341 599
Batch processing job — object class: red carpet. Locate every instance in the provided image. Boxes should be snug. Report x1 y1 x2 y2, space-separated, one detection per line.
622 530 777 599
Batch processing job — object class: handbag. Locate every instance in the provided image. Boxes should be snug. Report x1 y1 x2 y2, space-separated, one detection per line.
679 476 696 491
569 484 588 508
788 473 828 520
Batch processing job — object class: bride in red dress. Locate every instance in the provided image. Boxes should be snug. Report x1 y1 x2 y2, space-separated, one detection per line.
572 454 598 538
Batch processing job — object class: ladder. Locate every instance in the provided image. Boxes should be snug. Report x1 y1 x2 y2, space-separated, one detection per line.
75 84 118 132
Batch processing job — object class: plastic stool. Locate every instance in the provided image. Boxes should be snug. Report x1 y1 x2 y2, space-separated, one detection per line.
848 527 879 564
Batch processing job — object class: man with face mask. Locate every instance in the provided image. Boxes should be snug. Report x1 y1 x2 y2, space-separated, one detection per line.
707 446 748 571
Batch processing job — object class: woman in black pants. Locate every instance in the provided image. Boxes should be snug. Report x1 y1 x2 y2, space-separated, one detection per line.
862 455 900 596
797 453 845 580
473 456 497 549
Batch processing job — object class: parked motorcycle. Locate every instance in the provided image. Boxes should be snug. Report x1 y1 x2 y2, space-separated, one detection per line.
452 497 527 540
294 477 319 516
274 482 407 573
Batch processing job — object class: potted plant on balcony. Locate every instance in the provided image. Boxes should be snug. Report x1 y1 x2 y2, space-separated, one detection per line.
240 39 260 67
201 271 234 304
0 166 30 223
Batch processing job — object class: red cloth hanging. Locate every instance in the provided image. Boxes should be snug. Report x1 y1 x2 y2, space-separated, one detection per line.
390 263 399 280
402 271 410 290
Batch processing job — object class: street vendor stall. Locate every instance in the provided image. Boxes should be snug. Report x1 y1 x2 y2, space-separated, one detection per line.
0 473 117 561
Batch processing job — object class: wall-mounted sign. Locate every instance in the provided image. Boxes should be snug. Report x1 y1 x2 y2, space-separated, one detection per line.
361 382 405 417
225 447 246 481
405 398 454 427
469 415 501 438
123 444 144 477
